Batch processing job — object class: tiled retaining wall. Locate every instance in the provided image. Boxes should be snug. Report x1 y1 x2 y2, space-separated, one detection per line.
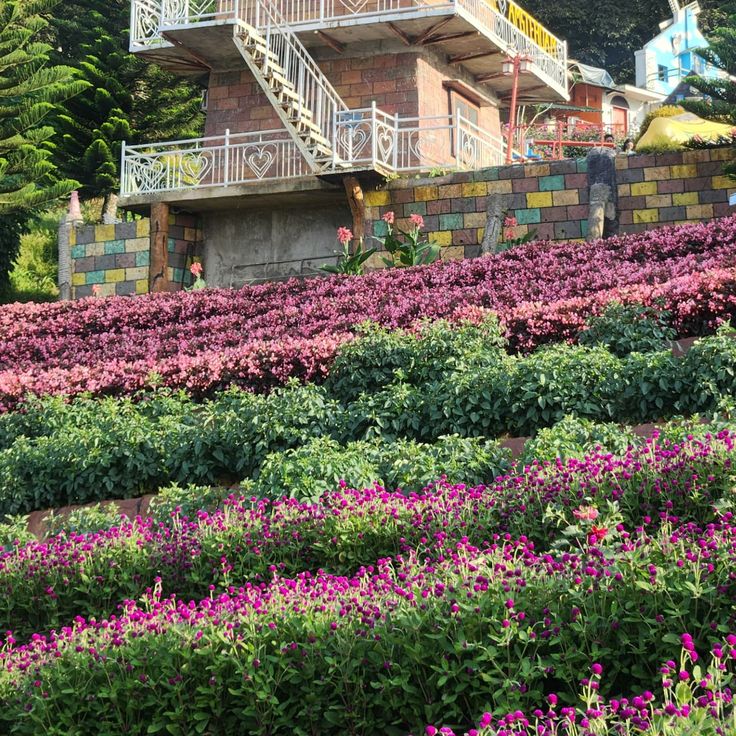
362 147 736 259
70 213 203 299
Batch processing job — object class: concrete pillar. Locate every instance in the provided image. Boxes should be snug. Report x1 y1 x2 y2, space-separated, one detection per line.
149 202 170 293
57 191 83 301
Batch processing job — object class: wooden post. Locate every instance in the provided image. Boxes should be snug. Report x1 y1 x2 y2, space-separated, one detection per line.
149 202 171 293
343 175 365 250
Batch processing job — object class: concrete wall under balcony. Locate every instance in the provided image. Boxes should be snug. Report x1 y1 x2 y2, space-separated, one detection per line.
202 203 352 286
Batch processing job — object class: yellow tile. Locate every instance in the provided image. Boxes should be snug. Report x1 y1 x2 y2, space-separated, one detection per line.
168 214 176 225
486 180 513 195
476 228 485 242
644 166 671 181
126 267 149 281
525 163 549 177
104 269 125 283
711 148 735 161
136 219 150 237
617 183 631 197
127 237 149 252
552 189 579 206
686 203 714 219
86 242 105 257
526 191 553 208
72 272 86 286
69 229 76 246
441 245 464 261
633 208 659 223
682 149 711 164
415 185 439 201
645 194 672 208
671 164 698 179
712 176 735 190
438 184 463 199
463 212 486 228
673 192 698 206
631 181 657 196
432 230 453 246
135 279 149 295
364 189 391 207
97 283 116 297
95 224 115 241
461 182 486 197
183 227 198 242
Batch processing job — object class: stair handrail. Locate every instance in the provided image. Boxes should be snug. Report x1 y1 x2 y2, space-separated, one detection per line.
236 0 348 145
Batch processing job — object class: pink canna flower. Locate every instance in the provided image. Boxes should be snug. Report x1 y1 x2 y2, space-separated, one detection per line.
409 213 424 230
91 284 102 297
573 505 599 521
382 211 395 225
190 262 203 278
337 226 353 245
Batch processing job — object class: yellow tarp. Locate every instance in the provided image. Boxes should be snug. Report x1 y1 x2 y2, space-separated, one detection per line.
636 112 734 150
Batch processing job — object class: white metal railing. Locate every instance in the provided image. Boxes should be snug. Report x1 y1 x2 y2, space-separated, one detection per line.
455 0 566 94
333 106 505 172
119 111 506 197
130 0 567 96
120 129 307 195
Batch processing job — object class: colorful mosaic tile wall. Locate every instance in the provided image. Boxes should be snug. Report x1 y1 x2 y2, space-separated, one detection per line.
363 147 736 261
70 213 203 299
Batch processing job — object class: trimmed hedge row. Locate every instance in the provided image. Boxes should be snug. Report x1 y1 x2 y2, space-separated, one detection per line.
2 323 736 514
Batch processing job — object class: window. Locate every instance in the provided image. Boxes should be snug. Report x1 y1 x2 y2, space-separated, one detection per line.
451 91 479 126
657 65 669 82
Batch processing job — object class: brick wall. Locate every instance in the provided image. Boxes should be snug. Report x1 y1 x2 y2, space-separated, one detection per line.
70 213 203 299
362 147 736 260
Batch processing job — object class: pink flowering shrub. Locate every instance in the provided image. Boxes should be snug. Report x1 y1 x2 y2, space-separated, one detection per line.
1 217 734 408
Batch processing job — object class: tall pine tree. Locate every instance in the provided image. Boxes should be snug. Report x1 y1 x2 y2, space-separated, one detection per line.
51 0 203 221
0 0 87 295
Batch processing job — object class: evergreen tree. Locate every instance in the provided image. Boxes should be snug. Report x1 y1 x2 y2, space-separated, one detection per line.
682 2 736 126
50 0 203 220
0 0 87 295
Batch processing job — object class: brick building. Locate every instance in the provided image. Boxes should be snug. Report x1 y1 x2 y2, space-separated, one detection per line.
119 0 568 284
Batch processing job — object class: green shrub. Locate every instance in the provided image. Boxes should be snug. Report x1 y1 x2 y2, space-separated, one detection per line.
148 482 243 522
578 301 676 357
325 315 506 403
521 415 638 465
0 514 34 552
43 502 122 537
376 434 511 493
255 437 381 501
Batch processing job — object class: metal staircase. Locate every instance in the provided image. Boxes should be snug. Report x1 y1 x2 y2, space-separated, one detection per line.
233 1 349 172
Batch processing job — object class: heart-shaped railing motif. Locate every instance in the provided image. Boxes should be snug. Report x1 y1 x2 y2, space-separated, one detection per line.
244 144 277 178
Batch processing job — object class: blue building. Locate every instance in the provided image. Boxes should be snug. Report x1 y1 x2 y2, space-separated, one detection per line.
634 1 726 96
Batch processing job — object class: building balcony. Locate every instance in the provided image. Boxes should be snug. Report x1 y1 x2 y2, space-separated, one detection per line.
130 0 568 102
119 109 506 205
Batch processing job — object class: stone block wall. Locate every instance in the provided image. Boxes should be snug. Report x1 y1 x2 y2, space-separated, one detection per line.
70 213 203 299
362 147 736 257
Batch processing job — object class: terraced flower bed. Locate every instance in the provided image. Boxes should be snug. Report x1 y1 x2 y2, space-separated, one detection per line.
0 217 735 408
2 219 736 734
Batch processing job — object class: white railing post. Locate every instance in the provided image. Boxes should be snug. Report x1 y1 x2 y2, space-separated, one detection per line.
371 101 378 169
454 107 462 166
120 140 127 196
224 128 230 186
392 113 399 171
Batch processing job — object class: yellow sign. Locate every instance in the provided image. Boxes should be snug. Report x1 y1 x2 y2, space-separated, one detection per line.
488 0 559 55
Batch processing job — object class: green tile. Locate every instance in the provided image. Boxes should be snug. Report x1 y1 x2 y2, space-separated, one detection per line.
439 213 464 229
473 166 500 182
373 220 388 237
104 239 126 255
576 158 588 173
85 270 105 285
135 250 150 267
71 244 86 259
404 202 427 217
539 175 565 191
167 237 176 253
515 208 541 225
